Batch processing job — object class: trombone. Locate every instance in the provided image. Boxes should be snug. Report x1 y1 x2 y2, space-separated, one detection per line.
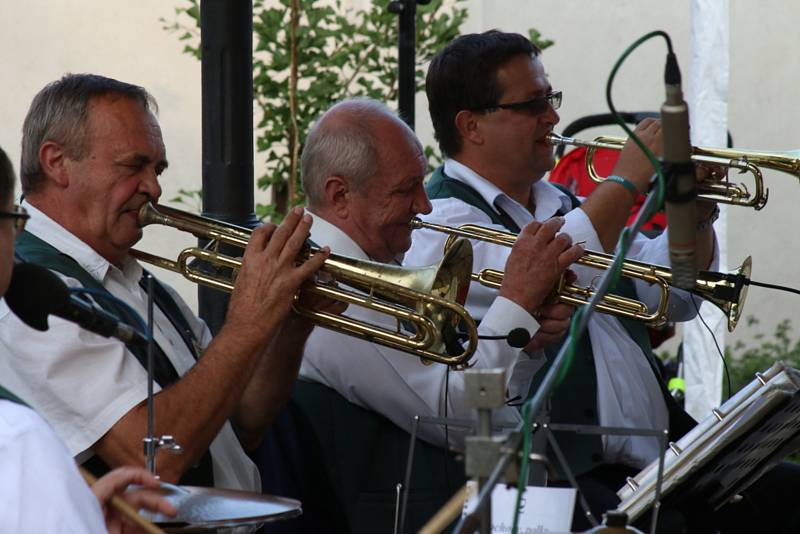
546 132 800 210
132 203 478 366
410 218 751 332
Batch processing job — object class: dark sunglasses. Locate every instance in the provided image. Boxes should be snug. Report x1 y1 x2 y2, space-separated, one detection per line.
473 90 562 115
0 205 29 233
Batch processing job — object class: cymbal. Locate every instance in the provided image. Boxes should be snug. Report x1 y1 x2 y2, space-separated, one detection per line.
148 485 302 532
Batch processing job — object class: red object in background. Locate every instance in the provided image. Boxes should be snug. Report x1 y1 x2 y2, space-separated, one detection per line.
548 146 667 233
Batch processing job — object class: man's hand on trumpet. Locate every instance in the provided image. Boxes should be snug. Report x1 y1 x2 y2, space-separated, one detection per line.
582 119 663 252
225 206 332 343
611 117 663 194
224 207 344 449
499 217 584 340
695 163 723 224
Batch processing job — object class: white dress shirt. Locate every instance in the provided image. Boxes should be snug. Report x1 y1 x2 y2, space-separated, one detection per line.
403 159 718 468
0 202 260 491
300 214 542 449
0 397 107 533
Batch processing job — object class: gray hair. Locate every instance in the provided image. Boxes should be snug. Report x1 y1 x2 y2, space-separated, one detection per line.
20 73 157 194
301 98 411 208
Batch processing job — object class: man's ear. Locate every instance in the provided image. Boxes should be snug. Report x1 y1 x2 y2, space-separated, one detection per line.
322 175 351 218
454 110 484 147
38 141 70 188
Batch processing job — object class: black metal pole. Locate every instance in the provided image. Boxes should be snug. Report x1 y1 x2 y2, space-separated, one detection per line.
388 0 429 130
199 0 258 334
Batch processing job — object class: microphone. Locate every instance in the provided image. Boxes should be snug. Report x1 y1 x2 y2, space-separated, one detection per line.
442 325 532 355
5 263 146 346
477 327 532 349
661 51 698 290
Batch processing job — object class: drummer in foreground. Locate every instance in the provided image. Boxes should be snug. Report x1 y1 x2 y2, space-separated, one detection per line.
0 73 332 492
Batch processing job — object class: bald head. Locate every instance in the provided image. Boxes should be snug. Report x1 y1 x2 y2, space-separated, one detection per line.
301 98 422 209
300 98 429 261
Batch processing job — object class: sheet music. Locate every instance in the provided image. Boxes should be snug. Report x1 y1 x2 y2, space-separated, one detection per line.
463 481 576 533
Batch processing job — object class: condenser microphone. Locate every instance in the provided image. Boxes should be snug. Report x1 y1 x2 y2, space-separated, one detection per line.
661 51 698 289
6 262 146 345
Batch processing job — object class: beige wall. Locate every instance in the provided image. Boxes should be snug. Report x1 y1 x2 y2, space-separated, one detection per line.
1 1 797 350
0 0 205 299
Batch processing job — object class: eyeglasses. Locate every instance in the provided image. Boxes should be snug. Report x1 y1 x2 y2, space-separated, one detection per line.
0 205 29 234
474 90 562 116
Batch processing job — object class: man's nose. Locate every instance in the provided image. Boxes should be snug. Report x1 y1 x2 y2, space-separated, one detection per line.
140 169 162 201
544 105 560 126
414 189 432 215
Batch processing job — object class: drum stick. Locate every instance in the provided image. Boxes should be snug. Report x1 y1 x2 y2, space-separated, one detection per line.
418 485 469 534
79 467 165 534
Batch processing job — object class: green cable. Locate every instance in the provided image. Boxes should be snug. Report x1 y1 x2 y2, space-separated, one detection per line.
511 30 673 534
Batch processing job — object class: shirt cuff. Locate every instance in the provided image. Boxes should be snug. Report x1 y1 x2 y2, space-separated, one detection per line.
564 207 604 251
479 296 540 340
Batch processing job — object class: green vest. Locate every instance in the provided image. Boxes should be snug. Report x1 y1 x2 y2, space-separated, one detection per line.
14 231 215 486
0 384 28 406
426 166 694 478
287 380 465 533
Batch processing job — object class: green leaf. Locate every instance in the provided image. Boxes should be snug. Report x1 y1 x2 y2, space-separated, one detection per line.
163 0 491 219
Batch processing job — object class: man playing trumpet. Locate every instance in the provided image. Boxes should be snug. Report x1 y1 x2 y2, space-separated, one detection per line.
288 97 583 531
0 73 332 492
405 29 800 533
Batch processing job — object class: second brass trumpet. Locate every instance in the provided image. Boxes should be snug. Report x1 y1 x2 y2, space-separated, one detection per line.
410 218 751 332
547 131 800 211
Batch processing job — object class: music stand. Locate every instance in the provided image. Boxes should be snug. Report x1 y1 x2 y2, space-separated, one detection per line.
617 361 800 523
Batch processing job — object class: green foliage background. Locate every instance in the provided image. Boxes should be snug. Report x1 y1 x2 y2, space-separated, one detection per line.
724 317 800 395
658 316 800 398
164 0 468 221
163 0 553 221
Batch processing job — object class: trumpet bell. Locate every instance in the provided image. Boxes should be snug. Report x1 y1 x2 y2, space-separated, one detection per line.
295 237 476 365
696 256 752 332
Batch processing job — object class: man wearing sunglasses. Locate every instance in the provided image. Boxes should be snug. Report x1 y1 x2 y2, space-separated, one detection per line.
403 30 728 530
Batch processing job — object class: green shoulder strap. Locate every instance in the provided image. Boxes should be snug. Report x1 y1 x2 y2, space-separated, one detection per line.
0 384 28 406
14 230 183 384
14 230 215 486
426 166 521 232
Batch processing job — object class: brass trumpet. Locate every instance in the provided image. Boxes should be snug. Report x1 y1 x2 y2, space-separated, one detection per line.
546 132 800 210
132 203 478 366
410 218 751 332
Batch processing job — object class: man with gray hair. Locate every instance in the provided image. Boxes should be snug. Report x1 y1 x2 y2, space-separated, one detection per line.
0 73 331 493
288 97 582 531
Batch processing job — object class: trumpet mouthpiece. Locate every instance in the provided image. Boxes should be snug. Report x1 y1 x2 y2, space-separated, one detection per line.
409 217 424 230
545 132 567 146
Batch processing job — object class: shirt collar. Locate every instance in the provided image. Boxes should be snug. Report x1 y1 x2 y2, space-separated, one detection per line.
21 200 143 285
443 158 573 222
307 211 370 261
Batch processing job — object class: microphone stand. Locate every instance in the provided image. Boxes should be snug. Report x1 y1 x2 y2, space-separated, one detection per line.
387 0 431 129
454 182 664 534
142 274 182 475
